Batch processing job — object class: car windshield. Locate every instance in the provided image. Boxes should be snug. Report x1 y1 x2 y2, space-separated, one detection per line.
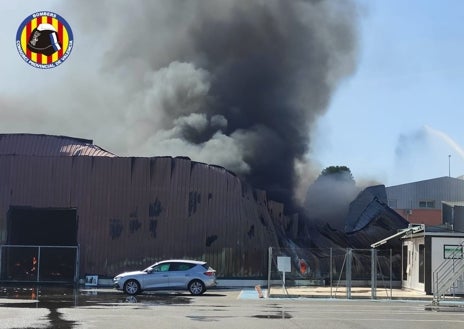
143 264 157 272
143 263 171 272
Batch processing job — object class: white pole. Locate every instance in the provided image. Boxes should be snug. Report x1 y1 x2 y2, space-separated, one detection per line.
449 155 451 177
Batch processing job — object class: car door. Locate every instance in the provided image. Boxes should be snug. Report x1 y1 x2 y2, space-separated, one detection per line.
142 262 171 290
168 262 195 288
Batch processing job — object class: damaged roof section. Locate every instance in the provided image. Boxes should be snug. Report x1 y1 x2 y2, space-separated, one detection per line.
344 185 409 249
0 134 116 157
345 185 406 233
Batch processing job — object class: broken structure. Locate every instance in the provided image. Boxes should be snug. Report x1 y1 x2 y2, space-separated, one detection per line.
0 134 408 283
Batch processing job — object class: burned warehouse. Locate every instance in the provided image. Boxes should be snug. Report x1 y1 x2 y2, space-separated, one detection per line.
0 134 285 282
0 134 409 284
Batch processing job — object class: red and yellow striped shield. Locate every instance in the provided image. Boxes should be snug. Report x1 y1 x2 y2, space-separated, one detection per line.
16 12 74 69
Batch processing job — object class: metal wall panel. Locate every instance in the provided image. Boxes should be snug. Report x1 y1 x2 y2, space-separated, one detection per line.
0 154 283 278
0 134 115 157
387 177 464 210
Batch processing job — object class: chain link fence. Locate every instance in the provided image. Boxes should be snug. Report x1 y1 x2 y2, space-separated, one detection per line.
0 245 79 283
267 247 399 298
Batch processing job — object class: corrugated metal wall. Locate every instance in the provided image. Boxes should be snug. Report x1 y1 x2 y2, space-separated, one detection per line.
0 134 115 157
386 177 464 210
0 155 282 278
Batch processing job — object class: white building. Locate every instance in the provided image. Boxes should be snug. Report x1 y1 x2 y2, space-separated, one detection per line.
402 227 464 296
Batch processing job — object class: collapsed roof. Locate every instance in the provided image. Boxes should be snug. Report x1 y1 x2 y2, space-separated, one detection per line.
0 133 410 279
344 185 409 248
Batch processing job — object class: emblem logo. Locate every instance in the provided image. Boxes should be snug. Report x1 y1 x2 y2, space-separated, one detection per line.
16 11 73 69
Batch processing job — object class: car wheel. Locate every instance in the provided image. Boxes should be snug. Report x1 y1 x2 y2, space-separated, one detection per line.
124 279 141 295
188 279 205 295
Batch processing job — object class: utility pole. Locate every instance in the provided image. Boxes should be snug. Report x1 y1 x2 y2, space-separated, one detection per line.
449 154 451 177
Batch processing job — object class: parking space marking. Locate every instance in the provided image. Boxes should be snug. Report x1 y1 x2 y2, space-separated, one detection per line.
238 289 267 300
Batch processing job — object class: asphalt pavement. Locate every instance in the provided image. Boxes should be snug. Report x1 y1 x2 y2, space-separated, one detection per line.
0 285 464 328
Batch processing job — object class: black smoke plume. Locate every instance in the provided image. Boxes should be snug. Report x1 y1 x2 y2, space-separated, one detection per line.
12 1 360 210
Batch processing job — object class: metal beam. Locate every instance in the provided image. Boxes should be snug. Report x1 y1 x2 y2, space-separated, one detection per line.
370 224 424 248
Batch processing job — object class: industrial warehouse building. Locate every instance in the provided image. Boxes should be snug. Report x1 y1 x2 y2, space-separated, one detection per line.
386 176 464 226
0 134 283 283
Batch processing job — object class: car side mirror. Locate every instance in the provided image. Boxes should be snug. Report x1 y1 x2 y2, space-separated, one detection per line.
146 269 153 274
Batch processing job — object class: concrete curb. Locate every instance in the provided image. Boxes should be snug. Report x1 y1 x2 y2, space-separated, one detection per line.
425 303 464 312
269 294 432 300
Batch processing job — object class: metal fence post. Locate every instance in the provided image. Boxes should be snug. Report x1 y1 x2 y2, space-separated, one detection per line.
75 245 80 284
390 249 393 298
371 248 377 299
346 248 352 299
267 246 272 298
36 246 41 282
330 248 333 298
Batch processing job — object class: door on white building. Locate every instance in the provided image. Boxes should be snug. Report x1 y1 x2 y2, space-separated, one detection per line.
402 239 425 292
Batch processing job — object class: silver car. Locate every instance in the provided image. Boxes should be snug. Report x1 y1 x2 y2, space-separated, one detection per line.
113 259 217 295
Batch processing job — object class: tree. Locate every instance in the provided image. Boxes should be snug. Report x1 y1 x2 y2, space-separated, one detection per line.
318 166 355 183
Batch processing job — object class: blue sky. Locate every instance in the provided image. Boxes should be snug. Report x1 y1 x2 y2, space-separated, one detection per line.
2 0 464 189
312 0 464 186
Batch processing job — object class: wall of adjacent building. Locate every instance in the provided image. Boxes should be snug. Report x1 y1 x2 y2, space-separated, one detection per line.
387 177 464 225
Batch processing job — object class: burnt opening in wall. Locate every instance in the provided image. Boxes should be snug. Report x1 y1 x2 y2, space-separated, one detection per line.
7 207 78 245
1 207 78 283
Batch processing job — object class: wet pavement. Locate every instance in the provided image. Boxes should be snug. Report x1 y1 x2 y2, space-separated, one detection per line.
0 285 194 329
0 285 193 308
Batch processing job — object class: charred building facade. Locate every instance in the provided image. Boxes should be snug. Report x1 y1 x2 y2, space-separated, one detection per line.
0 134 283 282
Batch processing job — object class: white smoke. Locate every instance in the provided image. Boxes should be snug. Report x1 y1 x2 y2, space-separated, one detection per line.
394 125 464 183
135 112 251 174
125 61 212 148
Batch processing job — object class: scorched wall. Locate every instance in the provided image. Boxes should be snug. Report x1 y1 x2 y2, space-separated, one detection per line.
0 155 281 278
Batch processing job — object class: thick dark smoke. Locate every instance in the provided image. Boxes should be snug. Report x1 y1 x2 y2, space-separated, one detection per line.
185 1 359 208
10 0 360 210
